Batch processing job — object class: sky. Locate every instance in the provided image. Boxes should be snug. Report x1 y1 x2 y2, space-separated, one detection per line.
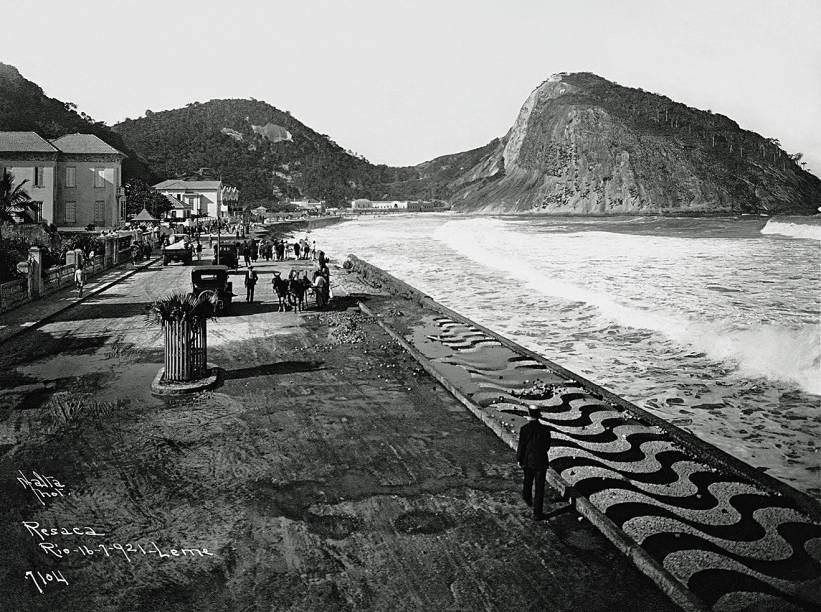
3 0 820 175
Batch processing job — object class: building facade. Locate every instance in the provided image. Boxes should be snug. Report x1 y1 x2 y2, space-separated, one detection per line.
349 198 448 212
153 180 239 219
0 131 126 228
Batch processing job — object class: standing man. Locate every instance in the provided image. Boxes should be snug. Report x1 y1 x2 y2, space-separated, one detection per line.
517 405 551 520
244 265 258 303
74 265 86 298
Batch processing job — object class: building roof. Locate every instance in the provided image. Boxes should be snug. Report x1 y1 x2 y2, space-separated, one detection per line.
50 133 125 155
164 194 192 210
0 131 59 153
133 208 158 221
154 179 222 191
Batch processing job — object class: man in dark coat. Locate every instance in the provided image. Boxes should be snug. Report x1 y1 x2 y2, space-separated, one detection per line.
517 405 551 520
244 265 258 303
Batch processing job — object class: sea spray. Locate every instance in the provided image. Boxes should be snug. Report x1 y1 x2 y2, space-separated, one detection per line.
761 218 821 241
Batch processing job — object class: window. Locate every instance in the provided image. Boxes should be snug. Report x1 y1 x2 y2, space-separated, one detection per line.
65 201 76 223
94 200 105 224
94 168 105 188
65 166 76 187
34 167 45 187
30 201 43 222
119 199 126 220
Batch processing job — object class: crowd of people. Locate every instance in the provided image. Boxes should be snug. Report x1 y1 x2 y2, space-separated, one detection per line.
234 233 331 311
233 236 319 266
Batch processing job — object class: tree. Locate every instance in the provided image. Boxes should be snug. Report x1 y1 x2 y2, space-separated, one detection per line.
124 178 172 218
0 169 37 223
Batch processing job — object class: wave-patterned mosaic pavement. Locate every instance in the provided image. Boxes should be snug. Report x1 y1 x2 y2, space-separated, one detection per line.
405 314 821 611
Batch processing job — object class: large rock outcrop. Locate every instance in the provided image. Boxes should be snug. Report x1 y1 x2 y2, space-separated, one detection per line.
429 73 820 215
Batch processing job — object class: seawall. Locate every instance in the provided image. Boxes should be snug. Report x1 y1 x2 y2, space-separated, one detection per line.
258 215 344 237
344 254 821 611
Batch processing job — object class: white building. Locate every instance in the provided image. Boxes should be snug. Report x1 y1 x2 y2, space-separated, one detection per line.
153 179 239 219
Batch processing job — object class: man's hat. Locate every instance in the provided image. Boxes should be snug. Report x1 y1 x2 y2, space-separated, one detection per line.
528 405 541 418
273 270 281 275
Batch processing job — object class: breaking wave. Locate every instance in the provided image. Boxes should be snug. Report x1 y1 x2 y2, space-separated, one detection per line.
761 218 821 240
433 218 821 395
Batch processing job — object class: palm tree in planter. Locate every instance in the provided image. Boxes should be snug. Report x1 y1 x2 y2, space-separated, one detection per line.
147 291 217 382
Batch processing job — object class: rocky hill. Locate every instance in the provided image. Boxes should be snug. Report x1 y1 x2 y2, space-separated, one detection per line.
0 63 148 179
112 100 417 205
3 62 818 214
423 73 820 214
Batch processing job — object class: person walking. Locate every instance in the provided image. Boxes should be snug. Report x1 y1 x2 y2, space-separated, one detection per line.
242 243 251 267
311 240 317 261
74 265 86 298
196 240 202 262
244 265 258 303
517 405 552 520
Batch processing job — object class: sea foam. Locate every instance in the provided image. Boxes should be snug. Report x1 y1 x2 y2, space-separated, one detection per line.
434 218 821 395
761 218 821 241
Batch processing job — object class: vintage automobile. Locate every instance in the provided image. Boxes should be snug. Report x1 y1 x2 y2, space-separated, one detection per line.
191 266 233 315
162 239 193 266
211 243 239 270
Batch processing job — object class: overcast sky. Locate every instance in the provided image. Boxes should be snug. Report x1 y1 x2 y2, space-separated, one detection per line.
4 0 820 175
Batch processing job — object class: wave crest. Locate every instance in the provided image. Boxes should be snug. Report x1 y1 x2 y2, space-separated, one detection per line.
761 219 821 241
434 218 821 395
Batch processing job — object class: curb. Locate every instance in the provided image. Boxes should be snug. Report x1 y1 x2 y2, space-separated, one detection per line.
357 300 708 612
0 257 161 346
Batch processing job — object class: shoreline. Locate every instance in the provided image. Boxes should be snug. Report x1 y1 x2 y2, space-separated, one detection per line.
342 255 821 610
1 246 818 610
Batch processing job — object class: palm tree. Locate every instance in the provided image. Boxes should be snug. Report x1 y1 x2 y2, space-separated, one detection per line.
147 291 217 382
0 169 38 224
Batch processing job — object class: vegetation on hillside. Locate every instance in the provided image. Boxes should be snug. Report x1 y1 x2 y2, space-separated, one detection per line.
0 63 149 180
113 99 421 206
556 73 820 212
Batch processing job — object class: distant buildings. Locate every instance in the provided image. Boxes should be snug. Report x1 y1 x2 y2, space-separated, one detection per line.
290 198 324 213
349 198 448 212
153 179 240 219
0 131 126 228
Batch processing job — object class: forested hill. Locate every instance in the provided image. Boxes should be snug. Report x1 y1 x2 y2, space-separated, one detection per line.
112 99 418 204
425 72 821 215
3 61 818 213
0 63 148 179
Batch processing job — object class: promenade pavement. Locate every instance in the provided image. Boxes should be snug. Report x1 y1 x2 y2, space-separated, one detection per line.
0 246 675 611
0 256 159 346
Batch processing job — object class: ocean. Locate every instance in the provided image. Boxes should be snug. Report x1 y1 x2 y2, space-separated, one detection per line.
310 214 821 498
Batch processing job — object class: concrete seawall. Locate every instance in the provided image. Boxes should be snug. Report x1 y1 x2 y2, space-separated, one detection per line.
344 254 821 611
257 215 345 237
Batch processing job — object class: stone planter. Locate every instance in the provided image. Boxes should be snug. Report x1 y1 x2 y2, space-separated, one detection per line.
163 319 208 382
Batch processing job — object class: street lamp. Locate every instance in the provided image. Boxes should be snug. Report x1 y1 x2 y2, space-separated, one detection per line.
216 190 221 265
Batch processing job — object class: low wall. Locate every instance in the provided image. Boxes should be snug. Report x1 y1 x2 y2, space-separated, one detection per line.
256 216 344 239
